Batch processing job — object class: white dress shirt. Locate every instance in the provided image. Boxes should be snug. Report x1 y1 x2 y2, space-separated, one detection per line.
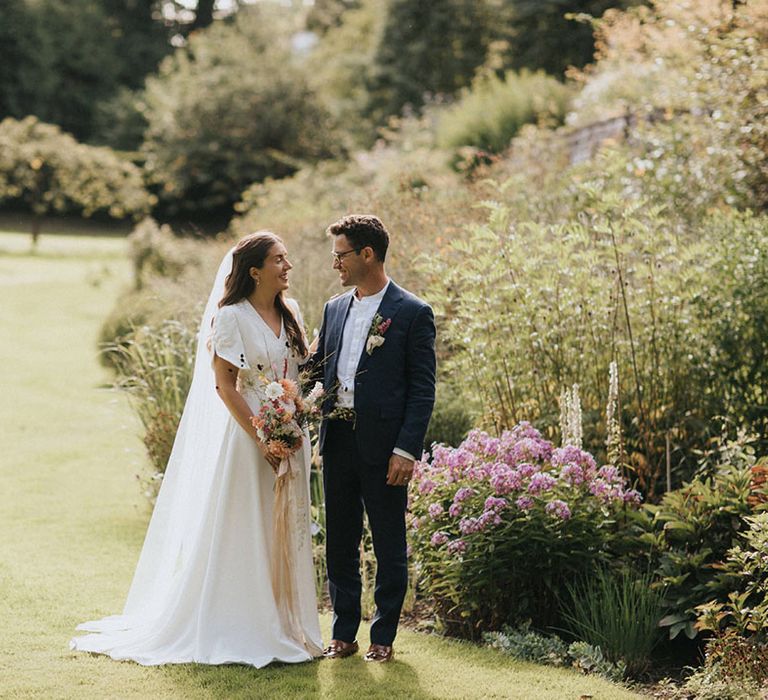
336 280 414 462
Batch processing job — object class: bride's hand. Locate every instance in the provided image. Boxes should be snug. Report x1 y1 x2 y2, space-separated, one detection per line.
255 438 282 473
308 334 319 355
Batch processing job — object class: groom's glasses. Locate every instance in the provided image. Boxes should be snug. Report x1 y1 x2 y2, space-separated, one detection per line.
332 248 362 263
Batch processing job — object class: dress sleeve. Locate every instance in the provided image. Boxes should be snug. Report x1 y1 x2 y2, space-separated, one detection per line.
211 305 250 370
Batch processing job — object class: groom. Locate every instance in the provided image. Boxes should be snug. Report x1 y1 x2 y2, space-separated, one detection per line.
311 214 436 663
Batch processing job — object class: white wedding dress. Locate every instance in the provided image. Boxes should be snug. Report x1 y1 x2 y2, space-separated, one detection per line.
70 250 322 667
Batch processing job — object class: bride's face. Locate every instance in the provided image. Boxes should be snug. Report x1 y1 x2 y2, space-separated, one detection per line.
253 242 292 293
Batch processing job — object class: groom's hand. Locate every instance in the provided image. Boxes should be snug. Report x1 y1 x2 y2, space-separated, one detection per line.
386 454 414 486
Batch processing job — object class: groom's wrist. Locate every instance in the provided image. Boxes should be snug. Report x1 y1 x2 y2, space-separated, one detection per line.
392 447 415 462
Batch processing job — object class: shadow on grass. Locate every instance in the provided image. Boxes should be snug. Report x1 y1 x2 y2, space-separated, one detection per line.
160 654 437 699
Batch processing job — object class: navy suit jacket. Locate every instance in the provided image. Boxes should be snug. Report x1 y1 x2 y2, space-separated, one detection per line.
312 281 436 466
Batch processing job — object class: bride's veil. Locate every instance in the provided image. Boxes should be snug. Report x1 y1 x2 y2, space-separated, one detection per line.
120 247 235 622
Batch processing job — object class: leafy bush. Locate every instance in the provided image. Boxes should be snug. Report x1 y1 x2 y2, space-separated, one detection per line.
437 70 570 154
424 384 473 449
639 448 768 641
485 623 626 682
409 423 641 638
696 510 768 641
0 116 151 245
572 0 768 212
142 7 341 217
419 188 768 495
561 567 665 677
127 218 202 291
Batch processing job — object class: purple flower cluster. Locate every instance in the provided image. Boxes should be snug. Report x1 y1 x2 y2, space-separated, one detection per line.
545 499 572 520
527 472 557 495
412 423 642 557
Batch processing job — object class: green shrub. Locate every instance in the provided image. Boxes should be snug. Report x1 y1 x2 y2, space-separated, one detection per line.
485 624 626 682
419 189 768 496
696 508 768 641
437 70 570 154
142 7 341 217
424 385 473 449
484 622 569 666
0 116 151 245
560 567 665 677
127 218 203 290
639 448 768 641
409 424 641 638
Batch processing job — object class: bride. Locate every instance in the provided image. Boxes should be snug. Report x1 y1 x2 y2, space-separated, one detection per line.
70 232 323 666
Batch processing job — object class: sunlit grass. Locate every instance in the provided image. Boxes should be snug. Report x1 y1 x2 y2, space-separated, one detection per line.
0 229 642 699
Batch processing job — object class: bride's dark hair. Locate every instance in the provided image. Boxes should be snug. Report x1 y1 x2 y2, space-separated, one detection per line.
218 231 308 357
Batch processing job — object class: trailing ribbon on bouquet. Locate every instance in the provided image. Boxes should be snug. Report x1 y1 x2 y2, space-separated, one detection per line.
271 455 306 651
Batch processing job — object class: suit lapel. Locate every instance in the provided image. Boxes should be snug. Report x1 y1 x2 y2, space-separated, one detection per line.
356 281 405 371
328 291 355 376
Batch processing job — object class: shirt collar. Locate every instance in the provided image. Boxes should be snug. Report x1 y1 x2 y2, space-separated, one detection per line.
353 279 390 306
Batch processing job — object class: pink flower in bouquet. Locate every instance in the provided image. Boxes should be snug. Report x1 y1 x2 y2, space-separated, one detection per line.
279 378 298 401
266 440 297 461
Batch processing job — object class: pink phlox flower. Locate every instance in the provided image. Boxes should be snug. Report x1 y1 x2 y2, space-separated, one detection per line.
528 472 557 494
597 465 622 483
516 463 540 480
551 446 597 471
453 486 476 504
559 463 586 486
515 495 534 511
484 496 508 512
418 479 437 495
448 502 463 518
430 531 449 547
623 489 642 504
446 539 467 555
428 503 444 519
466 464 491 481
545 499 572 520
509 437 553 465
478 510 503 528
459 517 479 535
489 463 520 495
509 421 544 442
588 479 623 503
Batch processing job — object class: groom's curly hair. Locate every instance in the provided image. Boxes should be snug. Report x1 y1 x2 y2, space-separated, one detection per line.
327 214 389 262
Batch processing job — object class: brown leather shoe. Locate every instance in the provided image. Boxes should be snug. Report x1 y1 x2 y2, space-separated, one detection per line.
322 639 359 659
363 644 394 663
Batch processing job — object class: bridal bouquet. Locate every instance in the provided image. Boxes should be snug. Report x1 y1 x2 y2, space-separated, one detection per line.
250 377 325 460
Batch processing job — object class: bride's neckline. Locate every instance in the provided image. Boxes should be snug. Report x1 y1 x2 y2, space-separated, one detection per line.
243 299 284 340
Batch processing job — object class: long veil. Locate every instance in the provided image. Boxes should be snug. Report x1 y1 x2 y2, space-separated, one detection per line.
83 247 236 629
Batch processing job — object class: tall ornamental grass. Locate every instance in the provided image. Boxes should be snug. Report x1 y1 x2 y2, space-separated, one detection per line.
561 567 665 677
109 320 196 503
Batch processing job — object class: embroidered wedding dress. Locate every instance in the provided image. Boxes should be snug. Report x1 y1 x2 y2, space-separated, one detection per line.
69 249 322 667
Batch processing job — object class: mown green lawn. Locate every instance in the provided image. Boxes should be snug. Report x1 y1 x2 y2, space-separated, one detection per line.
0 230 643 699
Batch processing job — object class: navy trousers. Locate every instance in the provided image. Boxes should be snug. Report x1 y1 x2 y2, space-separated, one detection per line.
322 420 408 646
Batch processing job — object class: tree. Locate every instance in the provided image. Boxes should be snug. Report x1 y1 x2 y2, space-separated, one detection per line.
142 8 342 220
0 117 151 247
365 0 494 123
493 1 646 76
0 0 170 142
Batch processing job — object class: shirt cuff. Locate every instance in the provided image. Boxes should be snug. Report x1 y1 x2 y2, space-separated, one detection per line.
393 447 415 462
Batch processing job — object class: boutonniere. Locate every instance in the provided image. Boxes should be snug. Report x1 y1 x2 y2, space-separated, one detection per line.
366 313 391 355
